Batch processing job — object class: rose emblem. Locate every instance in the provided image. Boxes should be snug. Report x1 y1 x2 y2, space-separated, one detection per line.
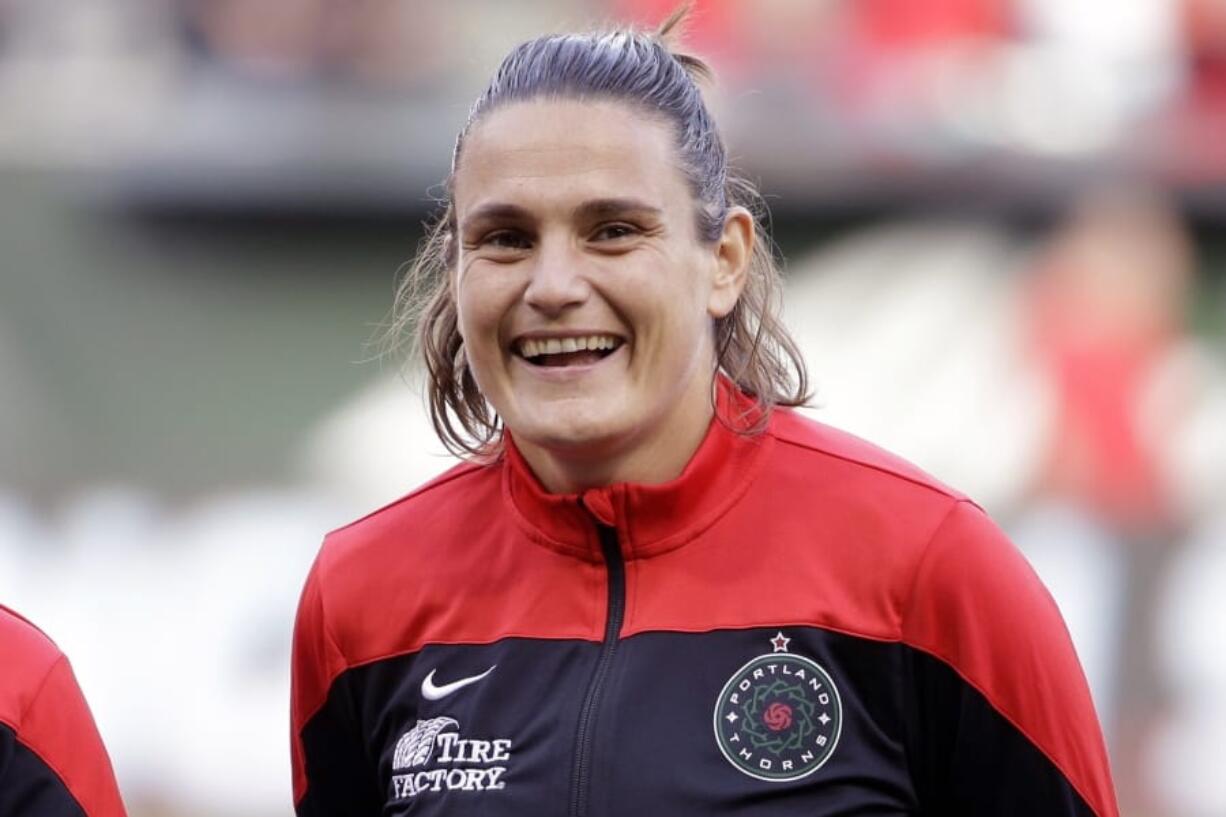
715 639 843 781
730 678 819 756
763 702 793 731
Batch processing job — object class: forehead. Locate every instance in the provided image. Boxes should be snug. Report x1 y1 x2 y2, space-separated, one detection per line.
452 98 688 219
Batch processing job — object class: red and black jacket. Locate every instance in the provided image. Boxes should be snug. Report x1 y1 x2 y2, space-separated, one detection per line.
291 394 1118 817
0 606 127 817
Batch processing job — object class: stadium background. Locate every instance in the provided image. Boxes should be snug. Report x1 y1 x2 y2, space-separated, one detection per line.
1 1 1224 815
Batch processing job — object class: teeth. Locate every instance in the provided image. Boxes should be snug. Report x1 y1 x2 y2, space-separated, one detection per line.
518 335 621 359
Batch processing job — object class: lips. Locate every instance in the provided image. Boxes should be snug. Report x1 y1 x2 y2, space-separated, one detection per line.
514 333 625 367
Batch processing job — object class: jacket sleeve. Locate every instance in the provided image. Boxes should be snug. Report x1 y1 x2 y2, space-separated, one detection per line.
290 554 382 816
0 656 127 817
901 499 1119 817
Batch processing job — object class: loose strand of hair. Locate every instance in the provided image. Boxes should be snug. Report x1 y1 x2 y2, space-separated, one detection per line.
654 2 712 83
656 1 692 41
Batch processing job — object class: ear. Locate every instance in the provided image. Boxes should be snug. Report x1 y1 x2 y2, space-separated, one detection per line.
707 206 753 318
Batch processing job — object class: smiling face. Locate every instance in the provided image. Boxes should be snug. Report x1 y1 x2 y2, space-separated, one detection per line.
451 98 750 492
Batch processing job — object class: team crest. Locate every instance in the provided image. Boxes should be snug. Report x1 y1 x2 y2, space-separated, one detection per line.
713 631 842 782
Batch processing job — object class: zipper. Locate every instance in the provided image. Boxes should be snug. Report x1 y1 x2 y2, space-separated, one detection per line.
568 522 626 817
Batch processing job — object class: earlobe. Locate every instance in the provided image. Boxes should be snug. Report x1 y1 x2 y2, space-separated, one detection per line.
707 206 753 319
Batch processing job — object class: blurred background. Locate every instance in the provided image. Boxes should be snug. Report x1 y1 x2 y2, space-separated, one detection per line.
1 0 1223 815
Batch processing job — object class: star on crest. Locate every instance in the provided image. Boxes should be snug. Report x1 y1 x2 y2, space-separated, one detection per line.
770 631 791 653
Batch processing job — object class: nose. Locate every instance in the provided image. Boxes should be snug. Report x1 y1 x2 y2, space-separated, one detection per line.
522 236 590 317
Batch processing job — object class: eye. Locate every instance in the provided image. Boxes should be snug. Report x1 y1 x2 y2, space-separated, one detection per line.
482 230 532 250
591 222 639 242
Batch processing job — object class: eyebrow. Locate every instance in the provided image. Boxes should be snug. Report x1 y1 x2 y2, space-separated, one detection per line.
573 197 663 220
460 202 531 229
460 197 663 231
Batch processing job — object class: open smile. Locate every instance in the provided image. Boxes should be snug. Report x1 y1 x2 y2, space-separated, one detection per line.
513 333 626 368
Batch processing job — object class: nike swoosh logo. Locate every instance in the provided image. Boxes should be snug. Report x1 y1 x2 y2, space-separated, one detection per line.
421 665 496 701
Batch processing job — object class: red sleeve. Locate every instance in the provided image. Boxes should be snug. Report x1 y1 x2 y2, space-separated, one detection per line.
18 656 127 817
902 500 1119 817
0 607 126 817
289 551 353 808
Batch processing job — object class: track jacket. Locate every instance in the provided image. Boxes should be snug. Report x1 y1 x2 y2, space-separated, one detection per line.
291 389 1118 817
0 606 127 817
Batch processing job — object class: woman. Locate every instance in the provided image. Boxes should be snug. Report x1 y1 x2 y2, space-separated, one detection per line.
291 11 1118 816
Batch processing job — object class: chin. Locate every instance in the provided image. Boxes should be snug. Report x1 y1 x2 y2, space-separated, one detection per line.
510 407 627 457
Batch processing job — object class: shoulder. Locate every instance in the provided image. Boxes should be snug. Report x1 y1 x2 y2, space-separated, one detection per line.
764 412 1059 637
726 409 994 635
0 605 66 727
330 458 492 535
302 458 505 631
893 484 1118 817
0 609 128 817
762 409 974 565
766 412 1046 608
767 408 968 503
0 604 61 662
318 458 495 568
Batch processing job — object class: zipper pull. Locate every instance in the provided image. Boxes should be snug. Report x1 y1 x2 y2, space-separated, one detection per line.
579 489 616 528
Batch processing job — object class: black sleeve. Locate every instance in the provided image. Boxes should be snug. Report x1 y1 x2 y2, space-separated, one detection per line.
904 649 1099 816
291 560 383 816
901 500 1118 817
0 724 88 817
295 671 383 817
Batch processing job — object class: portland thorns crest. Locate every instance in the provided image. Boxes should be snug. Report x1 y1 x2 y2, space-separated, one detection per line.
713 632 842 782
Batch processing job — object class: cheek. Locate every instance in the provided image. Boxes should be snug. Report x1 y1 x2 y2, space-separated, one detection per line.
651 261 716 343
456 271 508 345
634 296 715 375
454 283 505 398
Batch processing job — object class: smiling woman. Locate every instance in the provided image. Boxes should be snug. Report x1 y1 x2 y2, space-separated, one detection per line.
393 15 809 480
290 8 1119 817
450 96 760 491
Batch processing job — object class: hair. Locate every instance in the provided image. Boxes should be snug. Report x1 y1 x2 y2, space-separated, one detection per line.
386 5 810 459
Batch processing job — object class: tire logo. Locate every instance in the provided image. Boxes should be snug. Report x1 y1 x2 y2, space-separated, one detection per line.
713 632 842 782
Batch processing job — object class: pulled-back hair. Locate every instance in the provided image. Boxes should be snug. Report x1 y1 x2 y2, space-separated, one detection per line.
388 6 810 459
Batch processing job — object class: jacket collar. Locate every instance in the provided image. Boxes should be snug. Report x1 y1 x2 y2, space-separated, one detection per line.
500 380 774 561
